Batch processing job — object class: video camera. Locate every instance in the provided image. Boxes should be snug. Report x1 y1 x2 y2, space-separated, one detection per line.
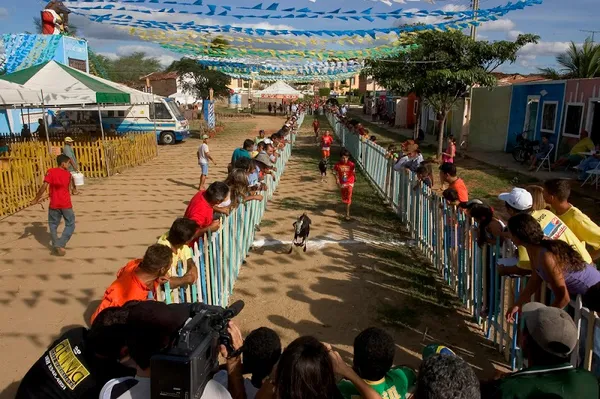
150 300 244 399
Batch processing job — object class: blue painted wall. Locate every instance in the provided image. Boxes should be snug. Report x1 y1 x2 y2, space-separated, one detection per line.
506 81 566 152
55 37 89 73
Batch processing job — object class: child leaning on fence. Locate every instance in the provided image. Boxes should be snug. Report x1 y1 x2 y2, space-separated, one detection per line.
156 218 199 291
90 244 173 324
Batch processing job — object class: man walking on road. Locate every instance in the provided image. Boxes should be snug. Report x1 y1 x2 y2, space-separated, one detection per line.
31 154 76 256
198 134 216 191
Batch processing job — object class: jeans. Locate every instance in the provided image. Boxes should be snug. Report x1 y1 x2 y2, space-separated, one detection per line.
48 208 76 249
579 157 600 180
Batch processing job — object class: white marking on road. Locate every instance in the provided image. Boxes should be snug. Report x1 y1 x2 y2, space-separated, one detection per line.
252 236 415 250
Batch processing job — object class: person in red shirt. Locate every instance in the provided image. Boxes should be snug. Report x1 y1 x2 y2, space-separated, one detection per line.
439 162 469 203
90 244 172 323
321 130 334 161
31 154 75 256
334 149 356 221
184 181 230 240
313 118 320 142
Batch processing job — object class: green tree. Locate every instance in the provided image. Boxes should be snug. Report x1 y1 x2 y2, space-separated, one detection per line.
365 30 538 155
538 37 600 79
166 57 231 102
108 52 162 83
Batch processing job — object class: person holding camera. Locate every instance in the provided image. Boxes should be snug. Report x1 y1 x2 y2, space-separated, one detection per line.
100 301 237 399
16 305 135 399
90 244 173 324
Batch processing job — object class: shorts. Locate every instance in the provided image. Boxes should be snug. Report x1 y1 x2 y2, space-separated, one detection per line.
322 148 331 158
200 163 209 176
340 184 354 204
535 153 546 161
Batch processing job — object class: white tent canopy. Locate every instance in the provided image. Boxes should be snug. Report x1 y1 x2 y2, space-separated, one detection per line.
254 81 303 99
0 61 159 106
0 80 43 106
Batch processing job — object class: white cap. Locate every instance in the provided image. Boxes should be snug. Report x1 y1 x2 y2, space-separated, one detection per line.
498 187 533 211
263 138 273 145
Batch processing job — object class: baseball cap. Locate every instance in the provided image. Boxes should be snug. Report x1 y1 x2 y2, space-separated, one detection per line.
522 302 577 358
202 134 209 139
64 137 74 142
498 187 533 211
263 138 273 145
422 344 456 360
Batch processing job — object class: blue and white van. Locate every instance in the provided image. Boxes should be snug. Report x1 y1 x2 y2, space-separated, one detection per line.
99 98 189 144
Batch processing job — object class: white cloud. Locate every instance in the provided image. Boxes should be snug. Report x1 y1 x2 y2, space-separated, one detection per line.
114 45 178 67
0 7 8 19
394 4 468 26
507 30 523 41
519 41 571 57
478 19 515 32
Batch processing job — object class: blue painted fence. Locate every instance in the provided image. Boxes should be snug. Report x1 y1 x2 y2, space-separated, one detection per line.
327 110 600 374
158 113 303 308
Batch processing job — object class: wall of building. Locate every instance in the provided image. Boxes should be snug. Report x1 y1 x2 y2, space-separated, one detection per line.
564 78 600 143
149 78 177 97
469 86 512 152
1 34 89 74
506 81 566 152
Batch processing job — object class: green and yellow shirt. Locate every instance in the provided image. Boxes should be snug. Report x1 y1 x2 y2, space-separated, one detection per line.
337 367 416 399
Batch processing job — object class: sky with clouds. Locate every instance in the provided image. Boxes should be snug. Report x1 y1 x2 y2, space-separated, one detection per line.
0 0 597 74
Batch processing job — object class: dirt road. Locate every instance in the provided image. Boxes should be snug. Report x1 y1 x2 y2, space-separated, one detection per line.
0 115 283 397
0 113 506 398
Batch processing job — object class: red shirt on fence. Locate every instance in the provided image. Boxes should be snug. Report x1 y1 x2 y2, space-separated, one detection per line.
184 190 214 228
44 168 72 209
90 259 158 323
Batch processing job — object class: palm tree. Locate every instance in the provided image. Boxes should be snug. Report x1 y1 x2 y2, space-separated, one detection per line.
538 37 600 79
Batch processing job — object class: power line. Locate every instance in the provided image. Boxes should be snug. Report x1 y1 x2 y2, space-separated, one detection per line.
580 30 600 44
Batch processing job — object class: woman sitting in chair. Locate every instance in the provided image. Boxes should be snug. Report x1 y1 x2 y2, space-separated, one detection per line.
529 134 552 171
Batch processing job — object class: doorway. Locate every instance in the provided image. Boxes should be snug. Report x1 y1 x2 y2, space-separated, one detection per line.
524 97 540 140
591 101 600 145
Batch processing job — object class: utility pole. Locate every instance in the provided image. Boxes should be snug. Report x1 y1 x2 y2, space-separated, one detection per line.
580 29 600 44
470 0 479 40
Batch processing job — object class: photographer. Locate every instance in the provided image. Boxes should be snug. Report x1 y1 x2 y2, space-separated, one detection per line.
100 301 233 399
16 305 135 399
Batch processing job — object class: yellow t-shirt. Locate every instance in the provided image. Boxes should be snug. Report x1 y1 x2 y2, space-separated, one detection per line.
556 206 600 250
157 233 193 276
570 137 595 155
517 209 592 269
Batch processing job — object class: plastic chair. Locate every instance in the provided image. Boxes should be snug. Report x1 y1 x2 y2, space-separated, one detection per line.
535 143 554 172
582 162 600 189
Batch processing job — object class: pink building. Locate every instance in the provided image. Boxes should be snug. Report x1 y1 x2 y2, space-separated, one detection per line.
563 78 600 144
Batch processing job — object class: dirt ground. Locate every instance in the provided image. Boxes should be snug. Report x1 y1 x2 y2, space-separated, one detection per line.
230 116 508 379
0 113 506 398
0 115 283 398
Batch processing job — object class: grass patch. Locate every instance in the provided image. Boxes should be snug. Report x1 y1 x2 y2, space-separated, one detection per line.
260 219 277 228
311 114 460 328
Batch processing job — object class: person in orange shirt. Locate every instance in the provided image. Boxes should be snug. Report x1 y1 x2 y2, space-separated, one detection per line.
439 162 468 203
90 244 172 323
321 130 334 161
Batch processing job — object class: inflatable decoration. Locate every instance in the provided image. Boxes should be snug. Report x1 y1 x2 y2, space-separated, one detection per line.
42 0 71 35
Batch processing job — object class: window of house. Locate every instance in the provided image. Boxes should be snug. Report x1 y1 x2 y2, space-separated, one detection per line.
107 111 115 117
562 103 584 137
150 103 172 120
117 111 126 117
541 101 558 133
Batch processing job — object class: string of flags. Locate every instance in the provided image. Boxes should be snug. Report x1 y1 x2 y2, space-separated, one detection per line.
70 0 544 82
